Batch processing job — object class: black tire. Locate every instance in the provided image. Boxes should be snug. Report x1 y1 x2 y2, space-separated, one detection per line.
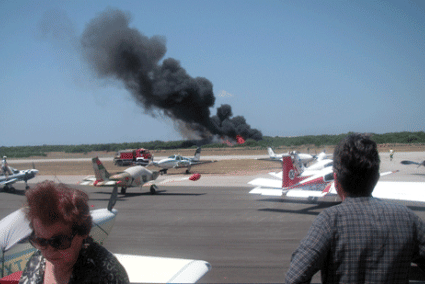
150 185 157 194
121 187 127 194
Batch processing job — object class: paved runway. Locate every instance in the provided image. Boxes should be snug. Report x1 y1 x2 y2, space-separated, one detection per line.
2 151 425 282
3 180 425 283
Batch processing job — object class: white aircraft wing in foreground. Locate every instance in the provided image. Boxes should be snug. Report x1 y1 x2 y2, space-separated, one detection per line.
115 254 210 283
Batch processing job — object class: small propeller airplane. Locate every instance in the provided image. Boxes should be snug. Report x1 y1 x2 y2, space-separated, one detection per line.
249 154 425 204
267 151 333 179
151 147 214 174
257 147 317 166
0 165 39 192
79 157 160 194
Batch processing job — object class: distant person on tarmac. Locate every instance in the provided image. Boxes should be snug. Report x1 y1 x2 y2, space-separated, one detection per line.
285 133 425 283
390 149 394 161
2 156 12 179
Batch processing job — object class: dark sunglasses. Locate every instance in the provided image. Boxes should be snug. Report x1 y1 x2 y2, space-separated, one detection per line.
29 230 77 250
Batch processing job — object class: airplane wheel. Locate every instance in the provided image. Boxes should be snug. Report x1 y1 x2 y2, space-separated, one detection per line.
307 196 318 203
150 185 157 194
121 187 127 194
185 169 190 174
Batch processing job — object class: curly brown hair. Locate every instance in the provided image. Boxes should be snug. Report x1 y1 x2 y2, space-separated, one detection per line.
25 181 92 235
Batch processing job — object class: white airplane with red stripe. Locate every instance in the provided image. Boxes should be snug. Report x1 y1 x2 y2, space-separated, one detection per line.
249 155 425 203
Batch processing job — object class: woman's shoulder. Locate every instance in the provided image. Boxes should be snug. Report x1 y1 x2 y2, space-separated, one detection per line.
18 250 44 284
71 238 129 284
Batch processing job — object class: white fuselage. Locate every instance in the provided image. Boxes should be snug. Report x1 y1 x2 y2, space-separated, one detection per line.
153 155 191 170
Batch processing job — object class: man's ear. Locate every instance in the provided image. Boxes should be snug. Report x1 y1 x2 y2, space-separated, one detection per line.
334 172 346 201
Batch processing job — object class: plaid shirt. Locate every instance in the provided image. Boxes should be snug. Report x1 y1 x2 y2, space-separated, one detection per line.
285 197 425 284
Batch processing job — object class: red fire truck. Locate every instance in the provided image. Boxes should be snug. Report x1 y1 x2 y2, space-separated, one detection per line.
113 148 152 166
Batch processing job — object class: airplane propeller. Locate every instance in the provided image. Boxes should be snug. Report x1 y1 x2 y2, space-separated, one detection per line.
107 185 118 211
401 160 425 167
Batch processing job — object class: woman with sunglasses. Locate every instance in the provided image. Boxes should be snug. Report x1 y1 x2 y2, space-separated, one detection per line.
19 181 129 284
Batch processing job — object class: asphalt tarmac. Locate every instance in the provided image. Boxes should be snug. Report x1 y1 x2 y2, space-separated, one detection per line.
2 152 425 283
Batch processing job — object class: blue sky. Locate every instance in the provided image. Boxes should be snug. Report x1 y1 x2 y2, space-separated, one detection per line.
1 0 424 146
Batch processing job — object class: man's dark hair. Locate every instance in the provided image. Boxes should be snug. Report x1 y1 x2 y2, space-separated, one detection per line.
333 133 380 196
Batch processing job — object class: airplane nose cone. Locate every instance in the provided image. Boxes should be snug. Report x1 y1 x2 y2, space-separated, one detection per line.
33 169 39 175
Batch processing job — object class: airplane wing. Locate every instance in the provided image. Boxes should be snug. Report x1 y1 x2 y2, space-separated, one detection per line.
115 254 211 283
256 158 282 162
171 160 215 168
189 160 216 166
0 178 19 186
249 187 283 196
248 178 281 189
268 171 282 179
79 176 117 187
372 182 425 203
155 173 202 185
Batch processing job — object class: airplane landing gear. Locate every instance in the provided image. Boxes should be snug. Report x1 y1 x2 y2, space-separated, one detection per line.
307 196 318 203
150 185 157 194
3 185 15 192
121 187 127 194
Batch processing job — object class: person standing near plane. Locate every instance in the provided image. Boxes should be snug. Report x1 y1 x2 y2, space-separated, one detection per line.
285 133 425 283
1 156 12 179
19 181 129 284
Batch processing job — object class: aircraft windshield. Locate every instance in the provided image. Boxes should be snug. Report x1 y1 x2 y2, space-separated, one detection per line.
324 172 334 182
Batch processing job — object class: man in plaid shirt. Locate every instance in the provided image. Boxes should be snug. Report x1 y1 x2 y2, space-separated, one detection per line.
285 133 425 283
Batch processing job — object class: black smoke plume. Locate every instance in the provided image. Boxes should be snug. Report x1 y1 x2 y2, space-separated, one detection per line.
80 8 262 142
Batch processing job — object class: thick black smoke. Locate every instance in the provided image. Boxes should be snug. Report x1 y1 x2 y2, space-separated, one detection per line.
80 8 262 141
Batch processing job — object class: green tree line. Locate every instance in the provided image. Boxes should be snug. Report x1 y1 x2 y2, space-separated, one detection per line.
1 131 424 158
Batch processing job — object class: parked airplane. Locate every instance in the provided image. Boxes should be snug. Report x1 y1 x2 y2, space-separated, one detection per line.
258 147 316 166
267 152 333 179
0 165 39 191
80 157 160 194
151 147 213 174
401 160 425 168
249 154 423 204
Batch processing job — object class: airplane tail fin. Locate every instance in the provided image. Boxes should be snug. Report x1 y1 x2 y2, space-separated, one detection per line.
152 171 160 181
193 147 201 161
282 155 304 188
267 147 275 157
316 151 326 161
92 157 110 181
